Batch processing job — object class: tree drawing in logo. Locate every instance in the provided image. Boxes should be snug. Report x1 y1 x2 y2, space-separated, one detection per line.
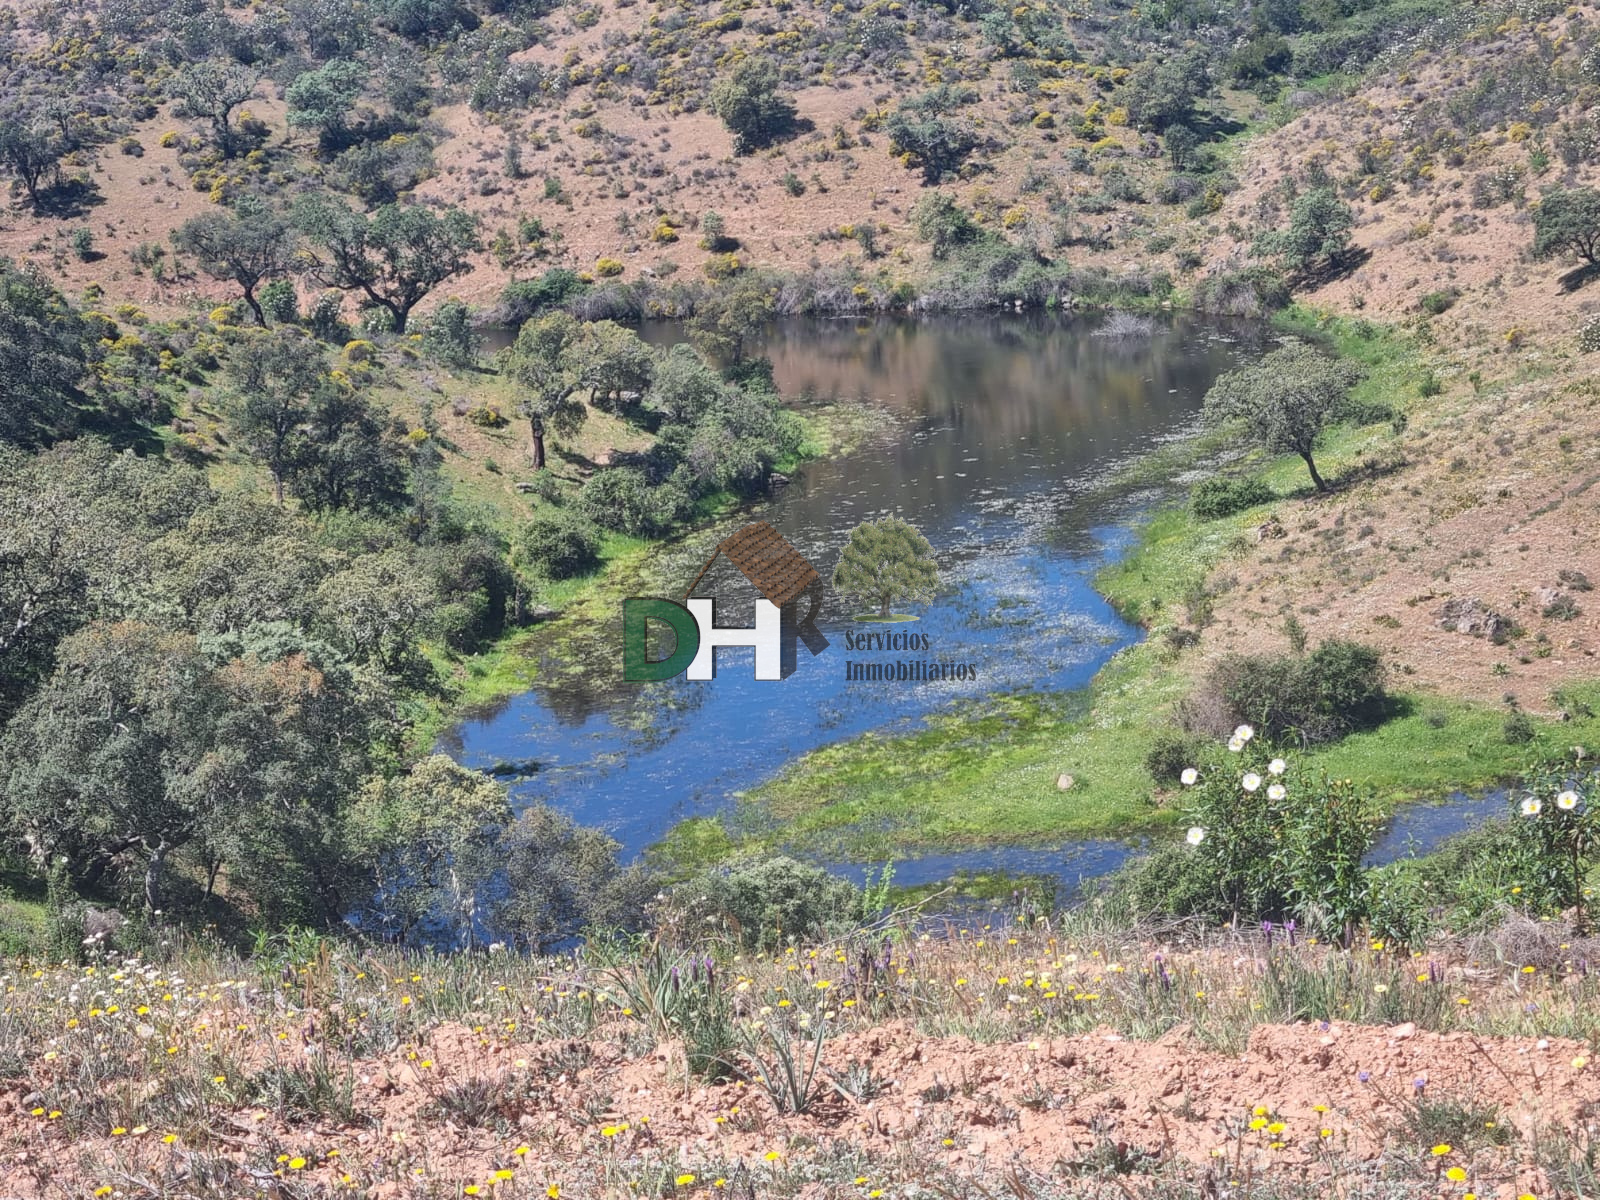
833 517 939 620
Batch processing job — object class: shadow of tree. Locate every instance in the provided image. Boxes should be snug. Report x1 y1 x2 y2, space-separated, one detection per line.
32 179 105 219
1558 262 1600 293
1294 245 1373 289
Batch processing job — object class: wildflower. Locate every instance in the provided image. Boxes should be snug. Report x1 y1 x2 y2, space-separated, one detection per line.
1575 1056 1589 1069
94 1190 112 1198
1431 1144 1451 1156
676 1175 696 1186
1557 790 1580 811
764 1151 782 1161
548 1189 560 1199
1234 724 1254 743
1521 797 1542 817
1249 1118 1268 1131
1180 768 1199 786
1227 736 1245 753
1267 1122 1286 1135
1446 1167 1467 1183
1268 758 1286 775
1319 1128 1332 1138
1186 827 1206 846
465 1188 481 1196
1267 783 1287 801
289 1158 306 1170
1242 772 1262 792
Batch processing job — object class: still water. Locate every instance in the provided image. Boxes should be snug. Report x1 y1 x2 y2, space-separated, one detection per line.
444 311 1272 878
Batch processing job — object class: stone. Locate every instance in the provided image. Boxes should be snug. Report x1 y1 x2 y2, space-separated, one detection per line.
1056 773 1075 791
1435 596 1511 643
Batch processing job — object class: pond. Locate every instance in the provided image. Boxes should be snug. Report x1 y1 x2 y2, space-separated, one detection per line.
443 310 1272 877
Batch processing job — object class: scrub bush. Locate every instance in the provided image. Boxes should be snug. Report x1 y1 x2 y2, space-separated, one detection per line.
672 856 862 950
1189 639 1388 745
515 507 602 579
1190 476 1274 519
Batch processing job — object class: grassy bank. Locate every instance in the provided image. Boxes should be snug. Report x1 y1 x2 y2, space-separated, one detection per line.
662 312 1600 869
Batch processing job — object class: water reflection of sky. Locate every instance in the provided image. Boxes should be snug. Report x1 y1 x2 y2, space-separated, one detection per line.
447 313 1267 863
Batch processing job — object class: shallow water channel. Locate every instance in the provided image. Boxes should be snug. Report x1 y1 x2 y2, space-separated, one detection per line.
443 312 1493 893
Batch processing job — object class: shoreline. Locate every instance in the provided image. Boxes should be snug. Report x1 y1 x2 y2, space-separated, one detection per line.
424 306 1600 887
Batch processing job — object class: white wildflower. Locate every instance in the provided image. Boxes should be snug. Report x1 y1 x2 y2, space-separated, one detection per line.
1521 796 1542 817
1180 767 1199 786
1242 773 1262 792
1186 827 1207 846
1557 790 1580 811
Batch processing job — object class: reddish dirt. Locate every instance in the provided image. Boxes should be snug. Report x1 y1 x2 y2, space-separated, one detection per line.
6 1018 1594 1196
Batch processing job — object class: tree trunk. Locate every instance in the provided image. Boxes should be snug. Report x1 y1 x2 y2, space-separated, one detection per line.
880 595 891 618
272 470 285 505
530 414 546 470
389 300 409 334
1301 452 1328 492
144 841 169 913
243 284 265 326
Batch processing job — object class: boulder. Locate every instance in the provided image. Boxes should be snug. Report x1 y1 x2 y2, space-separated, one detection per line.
1436 597 1511 643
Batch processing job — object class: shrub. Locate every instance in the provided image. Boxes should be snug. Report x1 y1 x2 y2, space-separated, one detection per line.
498 269 586 326
1419 289 1459 315
782 172 805 197
514 507 602 580
1373 757 1600 937
308 292 348 342
1190 639 1388 745
1190 476 1274 519
260 279 299 325
1504 709 1536 744
707 57 797 155
595 257 624 278
1191 266 1290 316
421 298 480 368
1120 728 1378 932
466 403 508 428
699 211 735 252
1144 729 1202 786
490 805 655 951
673 856 862 950
1578 314 1600 353
577 467 690 538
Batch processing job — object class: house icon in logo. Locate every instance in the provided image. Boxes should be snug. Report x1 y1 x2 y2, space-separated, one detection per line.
623 521 830 682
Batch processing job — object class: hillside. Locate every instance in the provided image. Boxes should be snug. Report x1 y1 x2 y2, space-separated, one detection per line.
7 1 1600 1197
